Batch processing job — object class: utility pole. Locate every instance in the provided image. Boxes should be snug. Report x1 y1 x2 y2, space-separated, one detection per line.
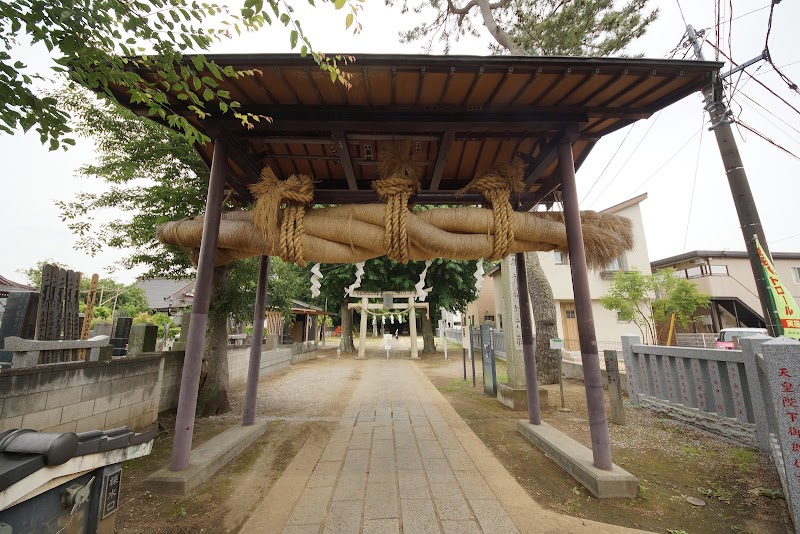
686 24 780 337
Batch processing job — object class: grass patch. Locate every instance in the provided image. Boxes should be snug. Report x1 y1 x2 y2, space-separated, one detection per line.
444 378 471 392
729 447 758 474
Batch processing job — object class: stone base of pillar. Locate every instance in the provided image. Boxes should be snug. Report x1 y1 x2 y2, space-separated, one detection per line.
496 383 548 411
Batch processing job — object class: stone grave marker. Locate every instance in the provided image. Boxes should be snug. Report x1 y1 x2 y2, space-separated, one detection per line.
111 317 133 357
128 323 158 357
173 310 191 351
0 291 39 366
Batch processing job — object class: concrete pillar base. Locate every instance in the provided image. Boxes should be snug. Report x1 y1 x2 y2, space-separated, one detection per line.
496 383 548 411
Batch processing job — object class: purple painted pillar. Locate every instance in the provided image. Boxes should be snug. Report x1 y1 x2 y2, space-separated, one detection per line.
515 252 541 424
169 139 228 471
243 255 271 426
558 140 613 471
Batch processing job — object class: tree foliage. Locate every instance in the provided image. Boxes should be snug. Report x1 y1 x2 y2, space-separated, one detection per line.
600 268 711 344
0 0 360 148
388 0 657 55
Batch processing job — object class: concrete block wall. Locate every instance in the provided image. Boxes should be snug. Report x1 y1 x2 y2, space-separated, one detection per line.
0 355 162 434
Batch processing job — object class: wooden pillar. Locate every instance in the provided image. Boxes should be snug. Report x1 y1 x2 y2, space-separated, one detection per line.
357 297 368 359
243 255 270 426
170 139 227 471
558 139 613 471
515 253 541 425
408 298 418 359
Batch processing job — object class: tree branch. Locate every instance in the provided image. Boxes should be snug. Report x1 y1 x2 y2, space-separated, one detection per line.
475 0 521 53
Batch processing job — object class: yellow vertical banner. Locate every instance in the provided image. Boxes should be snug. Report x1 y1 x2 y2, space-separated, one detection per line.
756 238 800 339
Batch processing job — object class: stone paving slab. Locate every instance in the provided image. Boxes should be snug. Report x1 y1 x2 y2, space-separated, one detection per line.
244 358 644 533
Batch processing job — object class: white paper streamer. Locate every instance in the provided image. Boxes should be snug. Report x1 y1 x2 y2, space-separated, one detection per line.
310 263 322 298
390 314 395 324
474 260 485 293
346 261 366 297
415 259 432 301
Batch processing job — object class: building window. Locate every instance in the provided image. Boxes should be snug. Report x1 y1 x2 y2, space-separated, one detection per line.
617 311 630 323
554 251 568 265
484 315 495 323
565 309 576 319
497 314 503 329
793 267 800 284
606 256 623 271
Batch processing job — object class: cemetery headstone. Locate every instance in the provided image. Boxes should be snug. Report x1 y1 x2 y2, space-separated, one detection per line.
111 317 133 357
173 310 191 351
0 291 39 366
127 324 158 358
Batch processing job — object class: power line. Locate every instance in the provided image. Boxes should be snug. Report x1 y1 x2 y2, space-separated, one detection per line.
630 125 704 196
772 231 800 244
707 43 800 117
579 124 635 206
683 115 705 252
737 90 800 137
755 59 800 77
764 0 799 93
735 119 800 160
589 111 663 209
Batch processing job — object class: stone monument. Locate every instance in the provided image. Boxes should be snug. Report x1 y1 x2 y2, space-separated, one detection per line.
127 323 158 357
0 291 39 366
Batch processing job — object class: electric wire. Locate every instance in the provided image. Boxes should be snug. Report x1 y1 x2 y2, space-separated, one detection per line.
682 116 705 252
579 123 635 206
737 90 800 138
588 111 663 209
735 119 800 160
772 232 800 245
675 0 688 26
764 0 799 93
630 125 704 196
707 43 800 117
755 59 800 77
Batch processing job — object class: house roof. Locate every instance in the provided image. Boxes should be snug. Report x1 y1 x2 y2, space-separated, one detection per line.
0 275 35 297
135 278 195 310
600 193 647 214
108 53 720 209
651 250 800 269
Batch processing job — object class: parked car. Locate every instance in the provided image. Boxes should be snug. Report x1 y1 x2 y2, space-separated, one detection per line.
714 327 768 349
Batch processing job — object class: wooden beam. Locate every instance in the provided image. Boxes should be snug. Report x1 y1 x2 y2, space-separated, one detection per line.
521 134 566 187
332 131 358 190
312 190 541 204
428 130 455 191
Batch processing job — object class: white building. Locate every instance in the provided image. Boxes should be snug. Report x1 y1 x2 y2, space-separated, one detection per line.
473 193 650 353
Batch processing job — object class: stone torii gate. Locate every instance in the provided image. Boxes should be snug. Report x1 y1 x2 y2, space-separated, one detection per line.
348 290 429 359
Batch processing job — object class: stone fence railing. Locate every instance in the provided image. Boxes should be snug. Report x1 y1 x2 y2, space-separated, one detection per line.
4 335 110 368
622 334 800 527
621 334 766 449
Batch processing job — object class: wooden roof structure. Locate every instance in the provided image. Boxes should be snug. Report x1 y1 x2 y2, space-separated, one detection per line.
116 54 721 210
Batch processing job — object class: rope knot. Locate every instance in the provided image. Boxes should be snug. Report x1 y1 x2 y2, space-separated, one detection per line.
250 167 314 266
458 161 525 261
372 141 422 264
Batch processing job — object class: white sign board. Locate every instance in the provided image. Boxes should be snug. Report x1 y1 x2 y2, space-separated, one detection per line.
383 334 393 350
549 338 565 350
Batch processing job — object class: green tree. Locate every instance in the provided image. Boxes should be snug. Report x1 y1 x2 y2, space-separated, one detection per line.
600 268 710 344
57 89 306 416
390 0 658 383
0 0 359 148
389 0 656 55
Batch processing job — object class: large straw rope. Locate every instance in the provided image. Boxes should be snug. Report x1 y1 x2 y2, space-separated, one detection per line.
157 204 634 269
372 141 422 264
458 162 526 261
250 167 314 266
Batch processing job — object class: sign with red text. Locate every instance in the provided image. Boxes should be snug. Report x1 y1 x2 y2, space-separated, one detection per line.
757 238 800 339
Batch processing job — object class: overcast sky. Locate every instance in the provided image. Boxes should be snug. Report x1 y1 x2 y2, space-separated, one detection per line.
1 0 798 285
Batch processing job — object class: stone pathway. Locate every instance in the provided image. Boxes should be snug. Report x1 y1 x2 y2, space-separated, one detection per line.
242 355 639 533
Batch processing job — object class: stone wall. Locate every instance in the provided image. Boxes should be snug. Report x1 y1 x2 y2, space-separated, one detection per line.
0 355 162 433
0 344 306 433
